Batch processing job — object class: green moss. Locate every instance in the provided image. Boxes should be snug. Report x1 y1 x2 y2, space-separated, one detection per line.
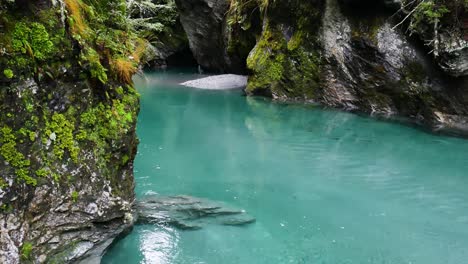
0 126 36 186
0 0 140 216
0 178 7 189
246 25 286 93
0 203 13 213
246 25 321 98
71 190 79 202
12 22 54 61
45 113 79 162
245 0 322 99
20 242 33 261
35 168 49 178
28 131 36 142
287 30 303 51
121 154 129 165
3 69 14 79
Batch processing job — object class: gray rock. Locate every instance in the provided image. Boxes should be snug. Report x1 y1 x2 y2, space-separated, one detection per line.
135 195 255 230
437 36 468 77
181 74 247 89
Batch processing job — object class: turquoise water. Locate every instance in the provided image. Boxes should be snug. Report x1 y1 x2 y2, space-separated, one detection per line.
103 70 468 264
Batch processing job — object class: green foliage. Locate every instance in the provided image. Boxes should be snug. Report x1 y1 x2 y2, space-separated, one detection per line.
20 242 33 261
128 0 178 33
71 190 79 202
410 1 450 29
80 47 108 84
3 69 13 79
64 0 146 85
0 126 36 186
12 22 54 61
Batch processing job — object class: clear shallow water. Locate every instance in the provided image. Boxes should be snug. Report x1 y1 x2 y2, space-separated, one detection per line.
103 70 468 264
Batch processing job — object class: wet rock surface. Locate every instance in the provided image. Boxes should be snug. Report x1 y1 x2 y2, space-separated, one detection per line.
135 195 255 230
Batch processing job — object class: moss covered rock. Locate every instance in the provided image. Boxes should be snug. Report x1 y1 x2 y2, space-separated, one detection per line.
245 0 323 100
0 0 141 262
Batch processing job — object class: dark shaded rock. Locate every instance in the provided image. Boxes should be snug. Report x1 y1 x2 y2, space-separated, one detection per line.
174 0 256 73
338 0 401 10
135 195 255 230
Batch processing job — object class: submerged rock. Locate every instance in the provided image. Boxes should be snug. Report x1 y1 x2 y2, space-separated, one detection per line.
135 195 255 230
181 74 247 89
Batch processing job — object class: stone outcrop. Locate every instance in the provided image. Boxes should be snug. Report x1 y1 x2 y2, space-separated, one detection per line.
0 0 140 263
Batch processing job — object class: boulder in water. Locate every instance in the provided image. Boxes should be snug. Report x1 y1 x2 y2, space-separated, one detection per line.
181 74 248 90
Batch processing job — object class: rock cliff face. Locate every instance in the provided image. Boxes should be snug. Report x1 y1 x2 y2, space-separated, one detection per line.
240 0 468 135
174 0 259 73
0 0 141 262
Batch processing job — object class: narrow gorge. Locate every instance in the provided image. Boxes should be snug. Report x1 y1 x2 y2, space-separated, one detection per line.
1 0 468 263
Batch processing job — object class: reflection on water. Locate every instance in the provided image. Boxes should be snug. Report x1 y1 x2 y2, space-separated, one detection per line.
103 70 468 264
139 226 179 264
